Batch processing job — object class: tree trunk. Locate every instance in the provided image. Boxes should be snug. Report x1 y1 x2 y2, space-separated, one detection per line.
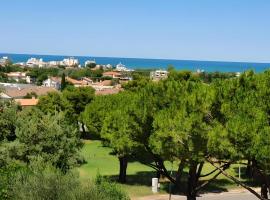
156 170 161 179
246 159 252 178
174 160 186 193
81 122 86 136
187 161 198 200
261 184 268 199
118 156 128 183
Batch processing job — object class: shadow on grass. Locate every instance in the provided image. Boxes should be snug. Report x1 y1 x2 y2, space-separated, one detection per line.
82 132 101 140
104 170 236 195
106 171 156 186
232 166 260 187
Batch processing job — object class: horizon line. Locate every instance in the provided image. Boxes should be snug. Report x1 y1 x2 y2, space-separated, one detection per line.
1 51 270 65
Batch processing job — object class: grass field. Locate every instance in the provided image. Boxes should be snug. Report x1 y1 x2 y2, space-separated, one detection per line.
77 140 248 198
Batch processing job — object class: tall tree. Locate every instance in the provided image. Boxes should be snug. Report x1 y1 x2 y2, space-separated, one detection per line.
208 71 270 200
63 86 95 135
61 73 66 91
15 109 82 172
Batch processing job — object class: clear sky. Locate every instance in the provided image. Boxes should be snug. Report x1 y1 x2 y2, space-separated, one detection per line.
0 0 269 62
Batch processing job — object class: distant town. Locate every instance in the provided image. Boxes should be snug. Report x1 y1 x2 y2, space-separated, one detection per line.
0 55 169 107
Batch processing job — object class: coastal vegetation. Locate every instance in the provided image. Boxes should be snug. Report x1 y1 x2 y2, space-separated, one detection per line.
1 67 270 200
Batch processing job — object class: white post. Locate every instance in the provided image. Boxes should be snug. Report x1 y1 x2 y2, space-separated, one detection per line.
152 178 159 193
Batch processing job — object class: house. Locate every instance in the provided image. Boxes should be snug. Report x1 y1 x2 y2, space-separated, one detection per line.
85 60 96 67
150 70 168 81
102 71 122 79
0 83 57 99
6 72 32 83
0 56 10 66
26 58 47 67
43 77 62 90
119 77 132 84
82 77 94 85
61 57 79 67
66 77 93 87
90 80 113 91
15 98 39 107
66 77 84 87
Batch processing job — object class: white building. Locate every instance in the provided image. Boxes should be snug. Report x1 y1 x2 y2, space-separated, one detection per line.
48 60 61 66
115 62 127 71
85 60 96 67
61 57 79 67
6 72 32 83
42 77 62 90
105 64 113 69
0 56 10 66
26 58 47 67
150 70 169 81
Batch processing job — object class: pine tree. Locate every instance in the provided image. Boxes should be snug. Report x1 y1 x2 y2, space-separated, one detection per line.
61 73 66 91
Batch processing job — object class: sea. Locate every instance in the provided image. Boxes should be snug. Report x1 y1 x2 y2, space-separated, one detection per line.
1 53 270 73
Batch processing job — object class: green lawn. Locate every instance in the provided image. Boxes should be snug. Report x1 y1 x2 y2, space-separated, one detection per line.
77 140 248 198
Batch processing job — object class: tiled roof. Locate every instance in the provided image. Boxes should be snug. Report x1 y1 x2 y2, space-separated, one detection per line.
102 71 121 76
96 80 112 86
66 77 84 85
2 86 57 98
50 77 61 82
15 98 39 106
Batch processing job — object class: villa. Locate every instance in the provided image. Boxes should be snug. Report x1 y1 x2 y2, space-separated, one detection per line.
15 98 39 107
150 70 169 81
43 77 62 90
0 56 10 66
0 83 57 99
26 58 47 67
102 71 122 79
6 72 33 83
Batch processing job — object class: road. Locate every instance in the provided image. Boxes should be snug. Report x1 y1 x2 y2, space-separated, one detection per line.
133 192 258 200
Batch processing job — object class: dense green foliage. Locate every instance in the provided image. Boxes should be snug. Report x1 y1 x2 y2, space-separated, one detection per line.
3 67 270 200
83 70 270 200
2 162 129 200
26 67 60 85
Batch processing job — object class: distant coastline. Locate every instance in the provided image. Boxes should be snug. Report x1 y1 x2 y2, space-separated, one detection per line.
1 53 270 73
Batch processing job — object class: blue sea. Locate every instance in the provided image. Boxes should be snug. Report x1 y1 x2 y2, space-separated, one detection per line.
1 53 270 73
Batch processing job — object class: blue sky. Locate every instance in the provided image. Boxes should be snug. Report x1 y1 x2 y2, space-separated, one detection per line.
0 0 270 62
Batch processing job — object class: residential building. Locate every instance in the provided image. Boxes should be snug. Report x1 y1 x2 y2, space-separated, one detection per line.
6 72 32 83
48 60 61 66
150 70 169 81
82 77 94 85
66 77 93 87
90 80 113 91
0 56 10 66
105 64 113 69
102 71 122 79
15 98 39 107
115 62 128 71
26 58 47 67
0 83 57 99
43 77 62 90
85 60 96 67
61 57 79 67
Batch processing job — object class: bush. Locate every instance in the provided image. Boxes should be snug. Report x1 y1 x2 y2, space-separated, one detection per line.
95 174 130 200
6 164 129 200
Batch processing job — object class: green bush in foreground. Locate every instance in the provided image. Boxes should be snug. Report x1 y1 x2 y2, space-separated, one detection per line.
5 164 129 200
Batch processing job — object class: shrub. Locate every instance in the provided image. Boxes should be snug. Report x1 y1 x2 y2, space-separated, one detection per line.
95 174 130 200
6 164 129 200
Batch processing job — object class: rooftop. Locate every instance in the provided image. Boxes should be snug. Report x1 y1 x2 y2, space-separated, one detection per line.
15 98 39 107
